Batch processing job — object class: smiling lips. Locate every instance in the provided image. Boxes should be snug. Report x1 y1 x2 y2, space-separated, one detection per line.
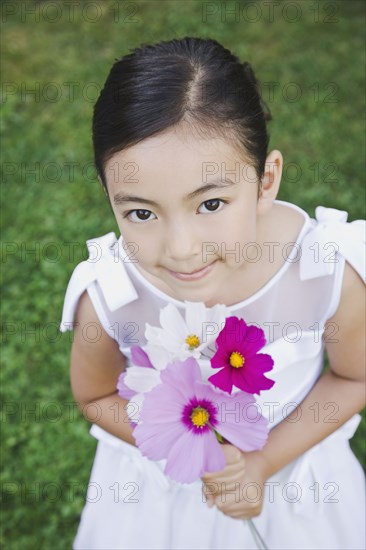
167 261 217 281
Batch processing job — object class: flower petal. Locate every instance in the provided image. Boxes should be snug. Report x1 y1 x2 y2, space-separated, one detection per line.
185 301 208 339
240 325 267 356
210 348 230 370
143 343 176 371
192 379 224 402
159 358 202 399
232 361 275 395
124 366 161 393
213 393 269 452
160 303 188 341
201 431 227 475
216 316 247 351
208 368 233 394
130 345 154 368
127 393 144 423
199 303 230 349
184 300 228 350
145 324 183 354
144 324 163 343
139 386 186 424
165 428 226 484
246 353 275 373
205 303 230 322
133 420 185 460
116 372 136 399
238 373 275 394
228 352 275 394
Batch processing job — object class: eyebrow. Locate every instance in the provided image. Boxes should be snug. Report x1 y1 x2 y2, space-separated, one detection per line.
113 177 237 207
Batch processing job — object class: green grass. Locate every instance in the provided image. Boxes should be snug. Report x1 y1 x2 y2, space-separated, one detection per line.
1 1 365 548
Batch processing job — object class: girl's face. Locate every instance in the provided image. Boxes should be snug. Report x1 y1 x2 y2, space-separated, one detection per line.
105 127 271 307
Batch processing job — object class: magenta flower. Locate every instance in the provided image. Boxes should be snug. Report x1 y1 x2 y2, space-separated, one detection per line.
133 357 268 484
208 316 275 395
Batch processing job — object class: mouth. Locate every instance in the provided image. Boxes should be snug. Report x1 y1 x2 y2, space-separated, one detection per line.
167 260 217 281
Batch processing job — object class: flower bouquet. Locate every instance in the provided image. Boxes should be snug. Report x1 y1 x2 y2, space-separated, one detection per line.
117 302 275 550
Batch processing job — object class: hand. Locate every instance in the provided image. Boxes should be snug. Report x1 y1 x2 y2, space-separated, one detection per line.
201 444 269 520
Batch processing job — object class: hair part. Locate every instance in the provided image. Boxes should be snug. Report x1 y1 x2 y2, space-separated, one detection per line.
92 37 272 201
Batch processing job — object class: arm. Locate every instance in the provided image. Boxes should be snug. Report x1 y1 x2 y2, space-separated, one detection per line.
260 260 366 479
202 261 366 518
70 290 137 447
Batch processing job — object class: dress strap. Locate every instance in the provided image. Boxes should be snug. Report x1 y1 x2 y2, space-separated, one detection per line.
59 232 139 332
299 206 365 283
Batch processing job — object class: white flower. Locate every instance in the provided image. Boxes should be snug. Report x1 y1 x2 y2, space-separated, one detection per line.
123 301 232 423
124 365 161 393
144 301 231 362
142 342 175 371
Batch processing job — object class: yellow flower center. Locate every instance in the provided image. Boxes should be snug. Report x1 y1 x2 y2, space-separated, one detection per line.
185 334 200 350
190 407 209 428
229 351 245 368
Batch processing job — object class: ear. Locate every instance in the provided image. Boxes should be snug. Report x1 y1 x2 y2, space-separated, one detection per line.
257 150 283 216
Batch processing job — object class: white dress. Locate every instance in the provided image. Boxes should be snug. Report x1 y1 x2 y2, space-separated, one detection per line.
59 199 366 550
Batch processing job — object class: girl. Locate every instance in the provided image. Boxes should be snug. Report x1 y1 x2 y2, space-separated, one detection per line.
59 37 365 549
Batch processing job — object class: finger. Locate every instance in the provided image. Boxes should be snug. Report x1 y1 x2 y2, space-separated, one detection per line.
203 460 245 477
215 496 262 519
202 484 217 499
206 492 256 518
202 464 245 486
202 458 245 481
203 480 245 503
222 507 261 520
214 499 247 518
220 444 243 465
205 476 245 496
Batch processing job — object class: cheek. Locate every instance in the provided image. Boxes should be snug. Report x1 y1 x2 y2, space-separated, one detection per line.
216 216 255 243
214 218 257 264
121 228 159 265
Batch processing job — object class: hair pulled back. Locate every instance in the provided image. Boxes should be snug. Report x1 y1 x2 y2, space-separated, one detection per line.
92 36 272 198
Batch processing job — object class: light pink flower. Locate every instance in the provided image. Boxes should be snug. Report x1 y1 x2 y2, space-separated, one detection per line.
133 357 268 484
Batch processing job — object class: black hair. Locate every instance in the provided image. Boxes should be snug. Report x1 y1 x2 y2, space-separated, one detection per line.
92 36 272 200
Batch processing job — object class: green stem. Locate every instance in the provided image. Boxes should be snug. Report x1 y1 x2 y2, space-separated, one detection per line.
209 424 225 444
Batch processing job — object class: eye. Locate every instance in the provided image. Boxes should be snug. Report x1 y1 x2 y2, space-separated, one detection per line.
198 199 228 214
123 209 157 223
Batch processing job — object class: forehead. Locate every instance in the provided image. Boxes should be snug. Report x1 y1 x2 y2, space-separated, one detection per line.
104 128 248 190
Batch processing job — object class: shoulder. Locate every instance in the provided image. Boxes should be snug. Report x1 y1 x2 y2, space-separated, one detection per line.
299 205 365 282
73 289 122 355
60 231 139 332
74 287 100 326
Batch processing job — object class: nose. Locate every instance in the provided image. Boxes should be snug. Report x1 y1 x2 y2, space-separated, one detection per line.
164 218 200 265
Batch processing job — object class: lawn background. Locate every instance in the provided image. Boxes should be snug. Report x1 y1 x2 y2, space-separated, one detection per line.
1 1 365 548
